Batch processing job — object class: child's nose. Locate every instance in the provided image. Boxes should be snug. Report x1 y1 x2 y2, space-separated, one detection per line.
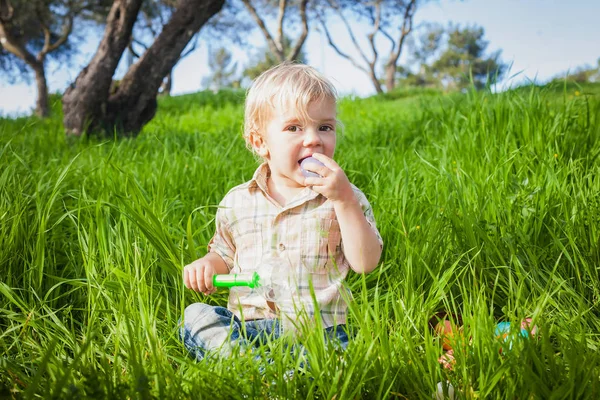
303 128 323 147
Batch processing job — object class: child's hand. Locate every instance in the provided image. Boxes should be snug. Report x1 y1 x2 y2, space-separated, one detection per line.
183 256 218 295
303 153 354 204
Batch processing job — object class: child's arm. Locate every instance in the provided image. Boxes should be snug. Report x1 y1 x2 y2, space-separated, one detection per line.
303 153 382 274
332 197 382 274
183 252 229 295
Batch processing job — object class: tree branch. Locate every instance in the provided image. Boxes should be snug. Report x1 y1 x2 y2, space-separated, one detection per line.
327 0 371 68
286 0 308 61
366 0 382 71
0 27 35 65
389 0 416 65
43 14 74 56
35 3 53 58
379 26 396 50
0 7 38 68
241 0 283 61
317 13 369 75
181 34 199 59
275 0 286 54
133 36 149 49
128 40 142 58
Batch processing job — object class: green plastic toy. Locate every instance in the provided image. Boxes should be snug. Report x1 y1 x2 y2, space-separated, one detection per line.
211 258 293 304
213 272 261 289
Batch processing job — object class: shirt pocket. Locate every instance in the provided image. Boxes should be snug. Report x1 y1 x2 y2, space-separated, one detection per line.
300 217 341 273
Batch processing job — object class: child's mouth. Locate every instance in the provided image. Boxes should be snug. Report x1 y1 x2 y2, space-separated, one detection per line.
299 156 324 178
298 156 312 165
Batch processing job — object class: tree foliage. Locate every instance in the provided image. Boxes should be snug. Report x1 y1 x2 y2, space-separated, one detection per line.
551 58 600 84
398 24 507 91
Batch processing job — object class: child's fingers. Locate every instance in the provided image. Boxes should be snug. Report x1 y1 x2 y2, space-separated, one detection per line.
187 267 198 292
311 153 339 170
303 163 330 177
301 158 330 176
204 264 214 292
303 176 325 187
183 268 190 289
195 266 206 293
306 184 328 199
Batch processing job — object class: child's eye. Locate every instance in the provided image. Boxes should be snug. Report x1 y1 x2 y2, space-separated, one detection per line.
286 125 300 132
319 125 334 132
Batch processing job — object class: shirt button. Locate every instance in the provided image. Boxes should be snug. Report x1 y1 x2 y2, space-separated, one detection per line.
278 243 285 251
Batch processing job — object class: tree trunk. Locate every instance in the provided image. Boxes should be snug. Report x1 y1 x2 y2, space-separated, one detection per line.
32 62 49 117
369 70 384 94
62 0 144 135
384 62 396 92
63 0 224 136
0 9 51 117
105 0 224 134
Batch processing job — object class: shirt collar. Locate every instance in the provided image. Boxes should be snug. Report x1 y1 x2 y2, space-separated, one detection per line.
250 162 270 193
249 162 322 209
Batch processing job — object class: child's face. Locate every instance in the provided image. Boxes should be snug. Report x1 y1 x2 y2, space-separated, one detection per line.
254 97 337 188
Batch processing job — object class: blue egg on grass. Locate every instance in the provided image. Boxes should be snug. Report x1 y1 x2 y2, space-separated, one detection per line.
495 322 529 350
300 157 325 178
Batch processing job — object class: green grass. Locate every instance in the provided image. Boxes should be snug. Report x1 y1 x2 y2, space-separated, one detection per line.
1 83 600 399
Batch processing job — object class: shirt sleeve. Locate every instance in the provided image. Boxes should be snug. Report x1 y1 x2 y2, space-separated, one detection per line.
351 185 384 248
207 203 236 271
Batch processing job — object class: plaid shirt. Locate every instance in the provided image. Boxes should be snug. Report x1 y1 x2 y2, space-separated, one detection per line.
208 162 383 331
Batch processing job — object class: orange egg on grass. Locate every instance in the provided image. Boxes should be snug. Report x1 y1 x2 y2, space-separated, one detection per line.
434 320 461 351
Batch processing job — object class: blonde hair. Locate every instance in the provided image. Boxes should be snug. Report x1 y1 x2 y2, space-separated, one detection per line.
244 62 338 154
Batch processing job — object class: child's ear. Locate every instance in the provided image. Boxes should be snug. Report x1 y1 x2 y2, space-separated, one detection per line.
250 131 269 158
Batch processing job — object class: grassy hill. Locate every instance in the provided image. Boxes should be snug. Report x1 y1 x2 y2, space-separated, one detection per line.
1 83 599 398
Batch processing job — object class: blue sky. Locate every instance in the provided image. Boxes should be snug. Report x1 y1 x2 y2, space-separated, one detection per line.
1 0 599 116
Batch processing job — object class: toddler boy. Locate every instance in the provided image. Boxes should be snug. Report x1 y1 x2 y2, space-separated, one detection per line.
180 62 383 360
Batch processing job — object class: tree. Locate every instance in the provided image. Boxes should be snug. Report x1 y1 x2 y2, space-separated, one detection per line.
316 0 419 94
126 0 194 96
394 22 443 88
126 0 247 96
62 0 225 137
429 24 507 90
407 22 443 66
397 24 507 91
551 58 600 84
240 0 309 63
0 0 110 117
203 46 239 91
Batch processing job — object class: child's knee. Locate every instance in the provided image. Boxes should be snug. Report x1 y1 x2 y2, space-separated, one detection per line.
182 303 237 335
183 302 214 325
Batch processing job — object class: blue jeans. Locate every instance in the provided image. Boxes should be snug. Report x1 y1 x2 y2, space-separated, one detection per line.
180 303 350 361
